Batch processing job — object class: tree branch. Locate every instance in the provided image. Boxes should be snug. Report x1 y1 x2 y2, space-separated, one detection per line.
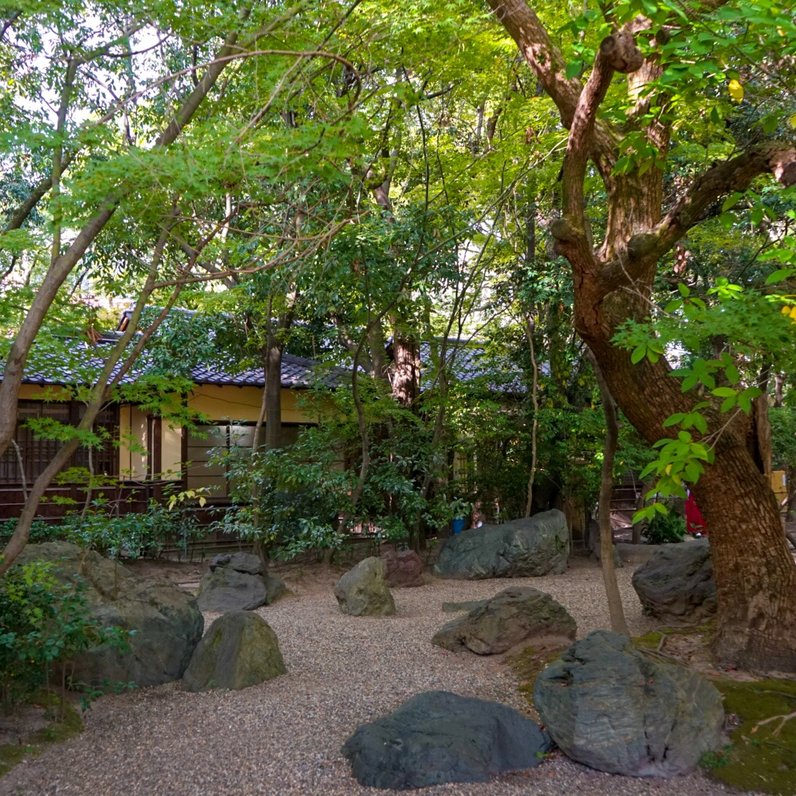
594 143 796 293
556 30 643 263
487 0 619 177
653 143 796 255
0 22 251 463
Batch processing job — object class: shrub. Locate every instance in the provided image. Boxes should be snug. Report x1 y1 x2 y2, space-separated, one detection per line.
60 501 202 559
644 512 686 544
1 503 202 561
0 518 59 546
0 561 129 710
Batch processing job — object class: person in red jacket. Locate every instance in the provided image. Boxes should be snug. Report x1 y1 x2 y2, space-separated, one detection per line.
685 491 708 536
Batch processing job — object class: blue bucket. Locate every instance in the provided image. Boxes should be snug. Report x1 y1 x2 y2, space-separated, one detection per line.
452 517 466 535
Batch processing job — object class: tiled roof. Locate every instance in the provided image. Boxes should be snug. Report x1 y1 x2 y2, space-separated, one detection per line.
419 340 529 397
8 325 525 396
11 336 347 390
191 353 346 389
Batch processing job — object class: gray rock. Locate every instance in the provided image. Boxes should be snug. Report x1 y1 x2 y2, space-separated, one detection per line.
592 543 623 567
197 568 268 612
534 630 724 777
264 572 289 603
334 557 395 616
15 542 203 688
197 554 288 612
432 587 576 655
615 543 657 565
631 540 715 621
209 552 263 575
182 611 286 692
342 690 551 789
433 509 569 579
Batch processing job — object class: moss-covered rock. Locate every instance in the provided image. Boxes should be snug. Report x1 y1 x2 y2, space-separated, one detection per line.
15 542 204 688
334 557 395 616
182 611 286 692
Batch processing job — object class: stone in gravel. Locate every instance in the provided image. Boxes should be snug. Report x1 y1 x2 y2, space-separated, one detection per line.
197 553 288 612
182 611 286 692
432 586 576 655
15 542 203 688
381 547 425 587
631 540 715 621
342 690 552 789
433 509 569 579
534 630 724 777
334 556 395 616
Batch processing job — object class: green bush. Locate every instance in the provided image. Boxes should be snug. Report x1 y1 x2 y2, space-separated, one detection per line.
60 501 202 559
0 503 202 561
644 511 686 544
216 435 350 560
0 518 59 546
0 561 129 710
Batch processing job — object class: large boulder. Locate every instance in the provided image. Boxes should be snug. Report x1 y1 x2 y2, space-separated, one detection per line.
182 611 286 692
381 547 425 588
15 542 203 688
197 552 288 612
534 630 724 777
433 509 569 579
631 540 716 621
334 557 395 616
342 690 551 789
432 587 576 655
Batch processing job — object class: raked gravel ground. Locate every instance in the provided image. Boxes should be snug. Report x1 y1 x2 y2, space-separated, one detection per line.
1 558 755 796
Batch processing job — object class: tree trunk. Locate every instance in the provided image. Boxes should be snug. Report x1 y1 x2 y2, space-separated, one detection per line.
580 303 796 671
390 327 419 408
263 331 284 450
588 351 629 635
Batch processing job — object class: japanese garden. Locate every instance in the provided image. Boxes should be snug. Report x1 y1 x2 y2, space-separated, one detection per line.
0 0 795 793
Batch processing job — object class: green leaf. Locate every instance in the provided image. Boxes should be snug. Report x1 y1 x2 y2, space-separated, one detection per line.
721 192 744 212
630 345 646 364
712 386 736 398
691 413 708 435
565 60 583 79
639 462 658 479
765 268 794 285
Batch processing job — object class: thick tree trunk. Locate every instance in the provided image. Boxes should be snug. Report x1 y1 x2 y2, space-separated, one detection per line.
579 298 796 671
488 0 796 671
390 328 419 408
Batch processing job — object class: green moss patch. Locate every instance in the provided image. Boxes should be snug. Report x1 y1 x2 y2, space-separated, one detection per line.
705 678 796 795
0 692 83 777
508 644 565 719
632 621 715 650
